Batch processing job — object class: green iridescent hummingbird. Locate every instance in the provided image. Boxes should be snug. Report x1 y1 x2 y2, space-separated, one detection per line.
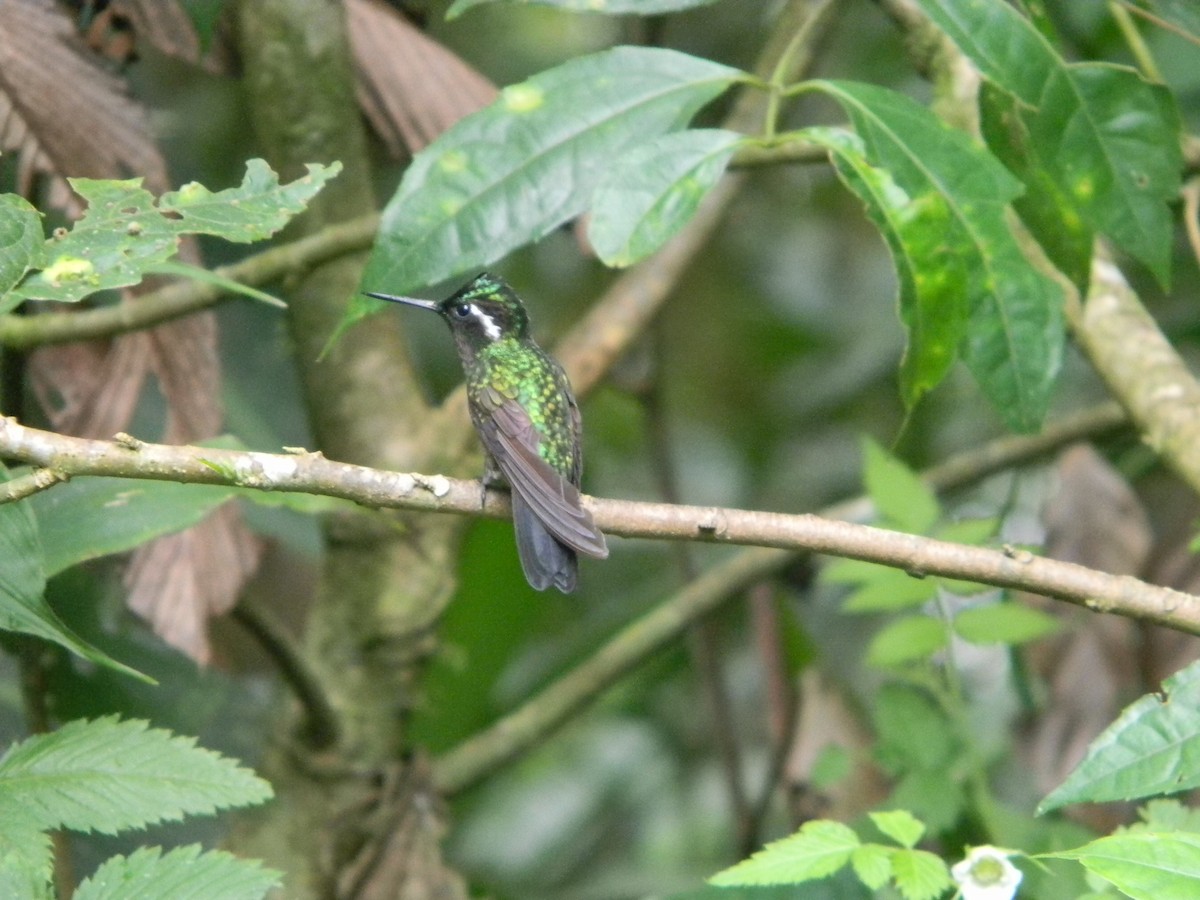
365 272 608 592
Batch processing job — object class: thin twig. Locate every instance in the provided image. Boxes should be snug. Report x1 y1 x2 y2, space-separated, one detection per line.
0 406 1188 622
0 467 69 502
231 601 341 750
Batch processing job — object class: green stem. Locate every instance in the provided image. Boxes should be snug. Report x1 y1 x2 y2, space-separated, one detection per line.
1109 0 1164 82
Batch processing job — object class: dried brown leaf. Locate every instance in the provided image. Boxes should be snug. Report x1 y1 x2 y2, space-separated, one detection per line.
125 504 263 664
0 0 168 193
784 670 884 824
111 0 237 74
347 0 497 156
28 334 152 438
1020 444 1151 830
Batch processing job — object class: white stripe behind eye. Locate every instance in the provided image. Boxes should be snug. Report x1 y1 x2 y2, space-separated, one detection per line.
474 308 502 341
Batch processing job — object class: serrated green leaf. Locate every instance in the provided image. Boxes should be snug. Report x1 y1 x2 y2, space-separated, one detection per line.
447 0 720 16
13 160 340 304
0 804 53 900
0 194 43 312
868 616 948 668
861 437 940 533
708 820 860 886
850 843 893 890
953 602 1060 646
74 844 281 900
589 128 743 267
358 46 742 309
869 809 926 849
916 0 1182 286
1042 831 1200 900
806 80 1066 431
1137 799 1200 834
0 466 149 682
0 716 273 835
1039 659 1200 813
891 848 952 900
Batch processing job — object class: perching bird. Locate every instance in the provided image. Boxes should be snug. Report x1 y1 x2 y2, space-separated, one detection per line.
366 272 608 592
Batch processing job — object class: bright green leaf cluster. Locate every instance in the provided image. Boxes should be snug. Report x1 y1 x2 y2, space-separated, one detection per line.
825 440 1056 670
708 810 951 900
0 717 278 898
2 159 341 310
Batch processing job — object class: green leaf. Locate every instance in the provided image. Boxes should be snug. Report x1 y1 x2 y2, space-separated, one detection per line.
916 0 1182 286
0 806 53 900
589 128 743 267
1043 832 1200 900
804 79 1066 430
867 616 948 668
1138 799 1200 834
873 683 957 773
869 810 925 849
448 0 720 16
358 46 742 303
850 843 893 890
0 194 43 312
0 716 273 835
708 820 860 886
890 848 952 900
0 467 149 682
74 845 281 900
13 160 341 304
933 517 998 545
953 602 1060 646
29 476 244 578
889 770 967 834
842 568 938 613
800 126 966 411
978 79 1093 289
861 437 940 533
1039 659 1200 813
148 260 286 308
1144 0 1200 41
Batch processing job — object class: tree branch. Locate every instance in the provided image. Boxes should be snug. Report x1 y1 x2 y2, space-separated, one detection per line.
2 414 1192 632
0 214 380 351
431 403 1133 793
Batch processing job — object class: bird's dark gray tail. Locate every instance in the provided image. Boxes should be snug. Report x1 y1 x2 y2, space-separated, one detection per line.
512 493 577 593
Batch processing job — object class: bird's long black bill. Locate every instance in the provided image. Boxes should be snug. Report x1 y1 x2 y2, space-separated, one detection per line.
363 291 440 312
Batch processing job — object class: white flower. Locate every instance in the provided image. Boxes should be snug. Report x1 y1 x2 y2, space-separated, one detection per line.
951 845 1023 900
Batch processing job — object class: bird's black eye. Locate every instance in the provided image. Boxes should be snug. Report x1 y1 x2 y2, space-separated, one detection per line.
453 304 472 318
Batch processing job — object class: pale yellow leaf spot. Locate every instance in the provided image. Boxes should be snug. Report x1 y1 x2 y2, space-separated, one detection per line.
438 150 469 174
43 256 97 286
502 83 545 113
440 199 463 217
173 182 207 204
1073 175 1094 201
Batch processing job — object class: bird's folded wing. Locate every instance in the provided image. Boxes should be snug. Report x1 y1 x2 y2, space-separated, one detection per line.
479 400 608 559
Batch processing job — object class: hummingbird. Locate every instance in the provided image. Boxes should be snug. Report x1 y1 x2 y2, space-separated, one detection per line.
365 272 608 592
